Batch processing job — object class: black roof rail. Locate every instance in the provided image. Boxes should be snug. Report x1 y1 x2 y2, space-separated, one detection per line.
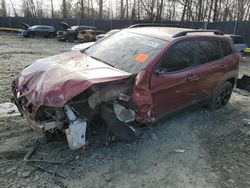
129 23 180 28
173 29 224 37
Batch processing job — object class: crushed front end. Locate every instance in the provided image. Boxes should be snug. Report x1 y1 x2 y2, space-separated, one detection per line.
11 51 146 150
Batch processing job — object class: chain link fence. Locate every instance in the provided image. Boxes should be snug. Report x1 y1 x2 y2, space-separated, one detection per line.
0 17 249 46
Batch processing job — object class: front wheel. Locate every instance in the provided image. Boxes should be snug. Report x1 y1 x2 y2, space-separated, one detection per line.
209 81 233 109
27 32 34 38
68 35 74 42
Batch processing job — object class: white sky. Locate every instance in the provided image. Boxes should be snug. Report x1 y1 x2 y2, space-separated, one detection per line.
7 0 82 16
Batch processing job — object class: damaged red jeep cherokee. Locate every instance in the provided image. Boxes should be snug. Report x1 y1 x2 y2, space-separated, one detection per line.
12 26 240 149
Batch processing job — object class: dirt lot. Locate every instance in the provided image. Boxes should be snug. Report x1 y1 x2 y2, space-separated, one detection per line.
0 33 250 188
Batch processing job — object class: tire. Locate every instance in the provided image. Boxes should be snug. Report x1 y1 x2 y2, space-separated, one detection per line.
48 33 54 38
27 32 34 38
209 81 233 110
68 35 74 42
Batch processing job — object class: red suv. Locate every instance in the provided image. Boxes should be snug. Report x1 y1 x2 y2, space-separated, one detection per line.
12 26 240 149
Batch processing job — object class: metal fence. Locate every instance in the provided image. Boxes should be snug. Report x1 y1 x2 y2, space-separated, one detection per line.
0 17 204 30
0 17 250 46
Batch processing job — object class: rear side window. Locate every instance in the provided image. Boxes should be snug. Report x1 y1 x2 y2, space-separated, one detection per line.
220 41 233 56
197 40 221 64
159 40 196 73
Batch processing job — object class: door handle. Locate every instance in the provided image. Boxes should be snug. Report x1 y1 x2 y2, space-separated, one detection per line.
186 74 200 81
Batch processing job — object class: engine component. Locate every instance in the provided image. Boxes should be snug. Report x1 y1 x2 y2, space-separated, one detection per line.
113 101 135 123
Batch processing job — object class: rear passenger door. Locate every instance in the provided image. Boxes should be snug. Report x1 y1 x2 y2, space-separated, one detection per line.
193 39 230 98
34 26 43 35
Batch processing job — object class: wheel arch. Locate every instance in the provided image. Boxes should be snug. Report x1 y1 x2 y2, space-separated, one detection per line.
227 77 236 88
27 31 35 36
213 75 237 97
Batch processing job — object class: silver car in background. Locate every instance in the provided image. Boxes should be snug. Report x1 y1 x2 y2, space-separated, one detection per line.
71 29 120 51
229 35 248 56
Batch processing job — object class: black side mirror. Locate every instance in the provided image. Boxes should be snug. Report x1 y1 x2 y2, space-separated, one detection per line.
154 69 163 76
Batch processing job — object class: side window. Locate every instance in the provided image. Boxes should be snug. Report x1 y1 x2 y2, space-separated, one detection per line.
220 41 233 57
197 40 221 65
158 40 196 73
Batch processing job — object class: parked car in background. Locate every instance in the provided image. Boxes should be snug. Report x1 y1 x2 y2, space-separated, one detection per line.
96 29 120 41
19 23 56 38
71 29 119 51
56 22 97 42
71 42 95 51
244 47 250 54
228 35 248 56
77 29 106 42
12 26 240 150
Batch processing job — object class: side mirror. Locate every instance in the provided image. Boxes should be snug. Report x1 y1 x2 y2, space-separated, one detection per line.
154 69 162 76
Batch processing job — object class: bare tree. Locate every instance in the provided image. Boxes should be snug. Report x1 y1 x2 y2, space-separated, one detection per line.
120 0 124 19
181 0 188 21
62 0 67 18
9 0 18 16
156 0 164 21
0 0 7 16
98 0 103 19
50 0 54 18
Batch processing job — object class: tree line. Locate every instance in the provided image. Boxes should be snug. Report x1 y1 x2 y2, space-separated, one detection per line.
0 0 250 22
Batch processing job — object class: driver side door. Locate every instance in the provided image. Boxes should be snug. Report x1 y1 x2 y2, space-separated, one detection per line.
150 39 202 119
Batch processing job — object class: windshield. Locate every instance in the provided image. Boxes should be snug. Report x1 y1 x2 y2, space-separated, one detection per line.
71 26 78 30
86 31 166 73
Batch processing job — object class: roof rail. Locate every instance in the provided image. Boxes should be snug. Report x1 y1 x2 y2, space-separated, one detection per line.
173 29 224 37
129 23 180 28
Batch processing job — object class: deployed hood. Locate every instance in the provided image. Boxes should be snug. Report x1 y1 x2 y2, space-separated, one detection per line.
21 22 30 29
16 51 132 114
60 22 71 30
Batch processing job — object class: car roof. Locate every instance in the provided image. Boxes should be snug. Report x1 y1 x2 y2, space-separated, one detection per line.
125 27 227 41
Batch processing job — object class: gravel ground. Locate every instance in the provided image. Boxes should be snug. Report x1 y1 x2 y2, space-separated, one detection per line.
0 32 250 188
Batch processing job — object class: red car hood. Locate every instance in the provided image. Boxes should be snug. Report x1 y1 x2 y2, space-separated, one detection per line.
16 51 131 114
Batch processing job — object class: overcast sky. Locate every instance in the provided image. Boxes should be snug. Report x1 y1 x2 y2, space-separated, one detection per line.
6 0 80 16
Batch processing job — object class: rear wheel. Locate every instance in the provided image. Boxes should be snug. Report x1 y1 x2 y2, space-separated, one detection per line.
239 50 246 59
209 81 233 109
48 33 54 38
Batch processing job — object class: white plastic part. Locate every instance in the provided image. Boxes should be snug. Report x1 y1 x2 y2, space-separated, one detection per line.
64 105 87 150
64 105 77 121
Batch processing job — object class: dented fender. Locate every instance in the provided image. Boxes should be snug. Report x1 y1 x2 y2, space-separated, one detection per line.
132 69 155 123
